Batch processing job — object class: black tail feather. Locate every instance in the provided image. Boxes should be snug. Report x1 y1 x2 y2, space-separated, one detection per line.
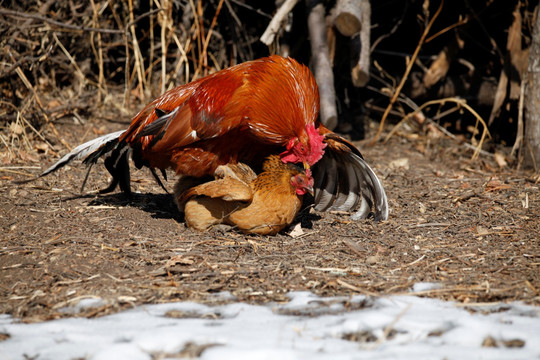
313 145 388 221
150 167 170 194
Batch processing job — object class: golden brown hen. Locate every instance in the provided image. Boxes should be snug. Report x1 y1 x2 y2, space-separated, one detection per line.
175 155 313 235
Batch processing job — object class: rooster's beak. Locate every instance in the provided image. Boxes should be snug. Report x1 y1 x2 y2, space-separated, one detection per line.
303 161 310 170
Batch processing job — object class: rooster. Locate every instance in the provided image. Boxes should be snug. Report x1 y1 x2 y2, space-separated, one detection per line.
175 155 312 235
36 55 388 221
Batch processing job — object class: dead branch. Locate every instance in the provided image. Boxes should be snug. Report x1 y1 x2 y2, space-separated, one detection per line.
194 0 225 79
260 0 300 46
423 32 463 89
522 4 540 170
384 97 493 160
351 0 371 87
125 8 164 32
371 1 408 51
307 0 337 130
0 52 51 79
488 3 529 126
229 0 272 20
8 49 71 151
511 80 525 159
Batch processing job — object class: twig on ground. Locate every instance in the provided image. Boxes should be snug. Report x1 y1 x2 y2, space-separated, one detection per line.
336 279 379 296
371 303 412 349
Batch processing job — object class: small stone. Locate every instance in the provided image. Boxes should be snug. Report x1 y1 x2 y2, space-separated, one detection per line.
501 339 525 348
482 335 498 348
366 255 378 265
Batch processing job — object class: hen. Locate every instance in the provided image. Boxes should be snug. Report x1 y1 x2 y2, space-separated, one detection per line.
37 55 388 221
175 155 312 235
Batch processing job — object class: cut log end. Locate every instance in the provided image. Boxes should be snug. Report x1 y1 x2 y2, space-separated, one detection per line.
334 13 362 36
352 65 369 87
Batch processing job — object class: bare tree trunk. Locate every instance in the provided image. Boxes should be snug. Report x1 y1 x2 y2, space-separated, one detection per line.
523 7 540 170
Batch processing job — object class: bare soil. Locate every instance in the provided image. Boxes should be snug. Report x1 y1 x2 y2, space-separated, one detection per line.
1 118 538 323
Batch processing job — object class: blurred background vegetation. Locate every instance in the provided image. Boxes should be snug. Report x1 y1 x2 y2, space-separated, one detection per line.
0 0 538 169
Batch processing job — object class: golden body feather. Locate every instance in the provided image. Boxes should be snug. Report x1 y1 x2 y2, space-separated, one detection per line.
175 155 311 235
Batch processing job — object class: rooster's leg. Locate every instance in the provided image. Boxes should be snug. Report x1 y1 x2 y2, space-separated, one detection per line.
100 149 131 196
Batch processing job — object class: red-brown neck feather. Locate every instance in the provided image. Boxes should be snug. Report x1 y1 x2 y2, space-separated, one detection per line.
243 56 320 144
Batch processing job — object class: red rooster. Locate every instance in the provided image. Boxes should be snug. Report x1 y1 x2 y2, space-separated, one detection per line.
38 55 388 221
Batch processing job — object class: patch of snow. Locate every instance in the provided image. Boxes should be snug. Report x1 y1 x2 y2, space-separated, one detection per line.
58 296 107 314
0 292 539 360
411 282 443 292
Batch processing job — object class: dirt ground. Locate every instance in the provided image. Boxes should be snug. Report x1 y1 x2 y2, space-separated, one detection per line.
0 116 538 323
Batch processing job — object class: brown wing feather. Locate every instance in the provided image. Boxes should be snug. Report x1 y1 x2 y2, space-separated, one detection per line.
119 56 319 178
119 71 247 172
183 178 253 202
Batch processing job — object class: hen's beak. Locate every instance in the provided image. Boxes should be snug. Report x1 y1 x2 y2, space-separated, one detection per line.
305 184 314 196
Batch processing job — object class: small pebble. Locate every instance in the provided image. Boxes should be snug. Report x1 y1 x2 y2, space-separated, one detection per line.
366 255 378 265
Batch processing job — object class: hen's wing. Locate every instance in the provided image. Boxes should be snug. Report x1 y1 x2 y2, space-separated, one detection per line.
176 163 256 206
313 131 388 221
177 162 256 232
214 163 258 184
184 178 253 202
